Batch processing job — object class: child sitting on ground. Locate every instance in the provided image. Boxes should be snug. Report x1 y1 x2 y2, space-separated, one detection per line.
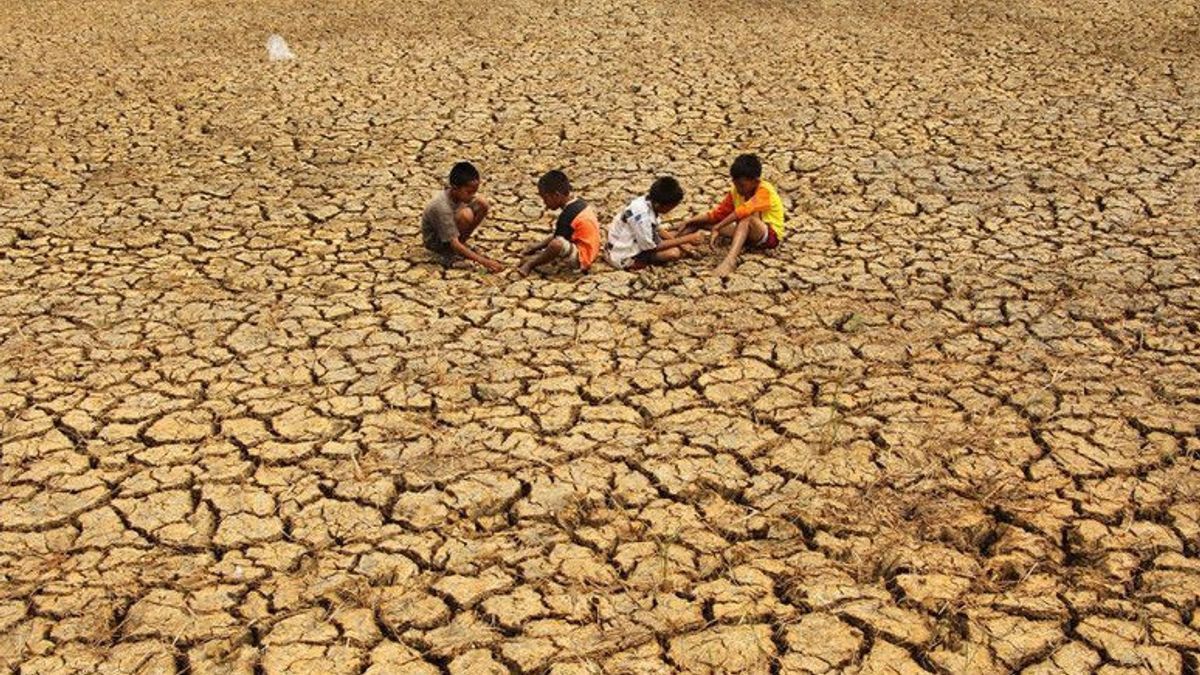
606 176 705 270
517 170 601 276
420 161 505 273
678 154 786 277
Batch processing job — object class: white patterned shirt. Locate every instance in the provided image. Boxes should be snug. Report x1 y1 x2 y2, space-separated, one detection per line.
605 196 661 269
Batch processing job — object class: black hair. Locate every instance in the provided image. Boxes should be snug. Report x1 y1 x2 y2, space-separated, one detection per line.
729 154 762 180
448 161 480 187
647 176 684 206
537 170 571 195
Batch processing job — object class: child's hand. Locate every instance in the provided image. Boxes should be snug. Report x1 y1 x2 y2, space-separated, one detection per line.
483 259 506 274
709 228 721 251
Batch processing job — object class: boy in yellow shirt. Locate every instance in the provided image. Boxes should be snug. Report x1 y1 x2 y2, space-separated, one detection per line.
679 154 785 277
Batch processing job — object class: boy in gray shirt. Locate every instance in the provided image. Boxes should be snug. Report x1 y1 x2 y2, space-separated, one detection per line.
421 162 505 273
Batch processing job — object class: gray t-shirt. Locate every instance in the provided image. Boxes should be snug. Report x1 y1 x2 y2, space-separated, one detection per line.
421 190 463 251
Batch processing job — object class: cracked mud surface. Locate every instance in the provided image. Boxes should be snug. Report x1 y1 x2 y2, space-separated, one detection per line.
2 1 1199 673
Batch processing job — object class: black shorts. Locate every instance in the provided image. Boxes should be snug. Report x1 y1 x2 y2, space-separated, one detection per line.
627 250 657 270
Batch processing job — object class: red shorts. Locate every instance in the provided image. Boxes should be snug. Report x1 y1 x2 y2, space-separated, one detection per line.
756 227 780 249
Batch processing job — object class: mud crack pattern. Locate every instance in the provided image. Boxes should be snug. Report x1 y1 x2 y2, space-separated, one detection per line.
2 0 1199 673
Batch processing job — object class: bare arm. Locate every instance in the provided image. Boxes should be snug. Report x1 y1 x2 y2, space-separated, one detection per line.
522 234 555 256
679 213 714 231
682 191 733 233
649 230 706 253
449 237 505 273
711 211 738 231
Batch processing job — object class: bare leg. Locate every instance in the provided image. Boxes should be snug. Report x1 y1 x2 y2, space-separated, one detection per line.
456 196 489 243
714 215 768 278
454 208 477 242
518 237 567 276
649 247 684 264
663 229 703 258
713 221 749 278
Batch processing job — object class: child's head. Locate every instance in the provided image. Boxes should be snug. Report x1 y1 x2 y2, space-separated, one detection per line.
729 153 762 199
647 176 684 215
537 170 572 210
448 161 481 202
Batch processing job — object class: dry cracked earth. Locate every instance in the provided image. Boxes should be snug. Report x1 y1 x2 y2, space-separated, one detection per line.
2 0 1200 673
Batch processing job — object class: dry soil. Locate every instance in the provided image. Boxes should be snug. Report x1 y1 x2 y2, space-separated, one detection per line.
2 0 1199 673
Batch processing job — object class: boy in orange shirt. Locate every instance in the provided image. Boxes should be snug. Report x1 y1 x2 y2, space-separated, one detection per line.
517 170 601 276
679 154 786 277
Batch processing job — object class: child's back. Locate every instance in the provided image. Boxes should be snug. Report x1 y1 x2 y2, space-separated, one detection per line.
607 195 660 269
553 197 601 271
420 189 463 252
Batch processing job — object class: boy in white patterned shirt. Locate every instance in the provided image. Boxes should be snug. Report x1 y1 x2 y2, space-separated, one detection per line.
605 177 703 270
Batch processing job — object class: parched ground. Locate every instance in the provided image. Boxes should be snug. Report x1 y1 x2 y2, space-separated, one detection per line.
2 0 1199 672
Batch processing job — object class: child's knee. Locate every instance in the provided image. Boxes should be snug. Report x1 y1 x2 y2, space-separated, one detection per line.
736 216 765 238
455 206 475 227
547 237 569 255
472 196 490 218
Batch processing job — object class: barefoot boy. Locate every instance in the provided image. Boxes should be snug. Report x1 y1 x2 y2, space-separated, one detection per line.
679 154 785 277
606 176 704 270
517 170 601 276
421 161 505 273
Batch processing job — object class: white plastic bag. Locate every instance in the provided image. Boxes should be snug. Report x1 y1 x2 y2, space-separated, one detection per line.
266 34 295 61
